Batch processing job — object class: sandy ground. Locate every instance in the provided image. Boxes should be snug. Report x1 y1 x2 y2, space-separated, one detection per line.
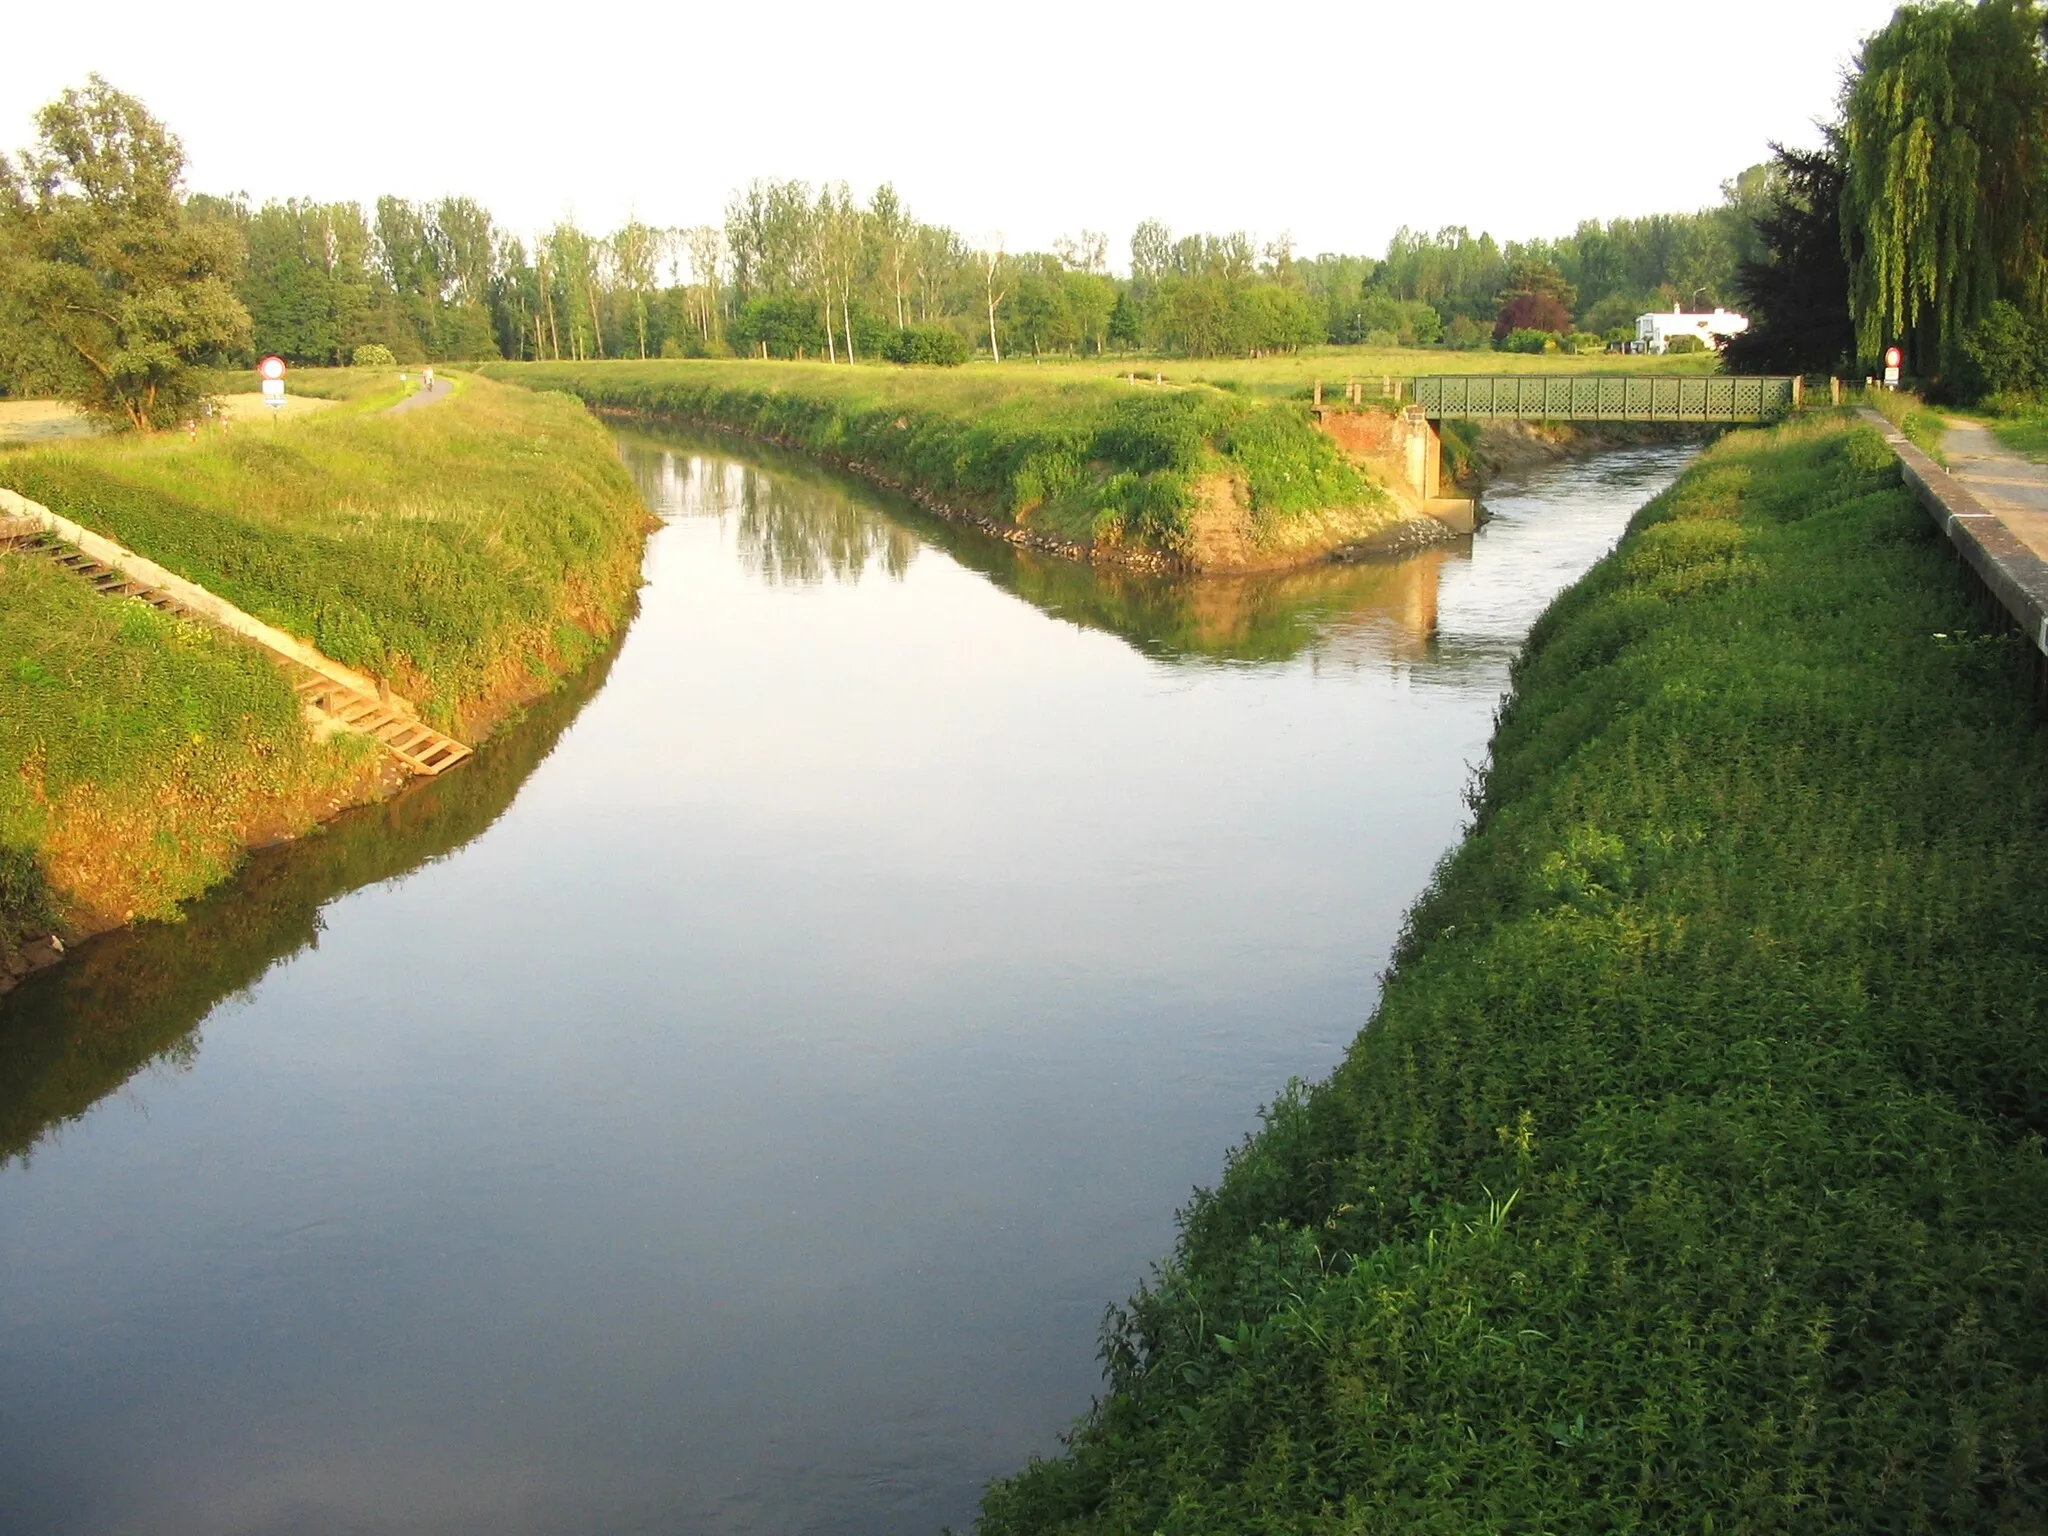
0 400 104 445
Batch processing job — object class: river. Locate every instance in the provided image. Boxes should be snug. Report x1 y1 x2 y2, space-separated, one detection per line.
0 427 1694 1535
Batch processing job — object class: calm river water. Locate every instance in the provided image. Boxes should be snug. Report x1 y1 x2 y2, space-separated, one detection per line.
0 429 1692 1535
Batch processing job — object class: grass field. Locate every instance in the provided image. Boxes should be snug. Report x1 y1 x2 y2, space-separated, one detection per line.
979 413 2048 1533
0 369 648 963
481 358 1427 567
1987 406 2048 461
1012 343 1724 401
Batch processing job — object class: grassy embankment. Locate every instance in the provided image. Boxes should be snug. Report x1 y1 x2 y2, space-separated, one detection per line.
480 360 1421 570
980 413 2048 1533
0 370 647 967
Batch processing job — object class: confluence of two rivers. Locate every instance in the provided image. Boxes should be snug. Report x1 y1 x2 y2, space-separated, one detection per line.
0 427 1694 1534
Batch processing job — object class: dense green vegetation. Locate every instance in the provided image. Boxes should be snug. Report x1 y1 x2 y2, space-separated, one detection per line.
0 78 249 428
978 413 2048 1532
1843 0 2048 379
483 360 1409 564
1 373 647 730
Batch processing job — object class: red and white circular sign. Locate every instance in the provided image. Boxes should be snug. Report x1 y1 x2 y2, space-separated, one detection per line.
258 355 286 381
1884 347 1902 368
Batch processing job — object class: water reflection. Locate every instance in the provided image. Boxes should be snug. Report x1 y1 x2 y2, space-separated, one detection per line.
614 423 1693 682
0 636 623 1165
626 444 918 586
616 422 1463 669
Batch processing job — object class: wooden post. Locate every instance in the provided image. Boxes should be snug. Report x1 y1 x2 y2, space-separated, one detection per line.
1792 376 1804 408
1830 376 1842 406
1313 380 1322 407
1154 371 1162 386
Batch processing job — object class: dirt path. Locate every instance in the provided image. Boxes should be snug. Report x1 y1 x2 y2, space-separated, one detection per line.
1943 418 2048 566
385 376 453 415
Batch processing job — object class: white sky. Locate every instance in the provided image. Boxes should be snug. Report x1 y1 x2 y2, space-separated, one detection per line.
3 0 1902 267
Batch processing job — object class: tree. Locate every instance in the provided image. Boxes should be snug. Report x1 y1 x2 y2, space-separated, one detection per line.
0 78 250 428
1841 0 2048 374
1723 142 1855 375
1958 299 2048 396
1493 291 1572 341
980 241 1010 360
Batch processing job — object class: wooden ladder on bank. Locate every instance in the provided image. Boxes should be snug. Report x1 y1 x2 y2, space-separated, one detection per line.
2 524 472 776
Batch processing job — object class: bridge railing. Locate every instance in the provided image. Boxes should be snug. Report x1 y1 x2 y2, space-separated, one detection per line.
1412 375 1796 423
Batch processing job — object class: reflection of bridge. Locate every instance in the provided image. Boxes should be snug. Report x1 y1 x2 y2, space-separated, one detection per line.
1413 375 1799 424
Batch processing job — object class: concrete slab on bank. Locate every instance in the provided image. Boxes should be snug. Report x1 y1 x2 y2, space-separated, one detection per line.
1858 407 2048 659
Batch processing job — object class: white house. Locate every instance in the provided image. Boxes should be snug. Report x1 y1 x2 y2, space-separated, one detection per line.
1636 306 1750 353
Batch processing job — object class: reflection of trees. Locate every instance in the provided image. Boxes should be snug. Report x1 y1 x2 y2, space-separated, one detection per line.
614 419 1468 671
621 439 916 587
0 636 624 1166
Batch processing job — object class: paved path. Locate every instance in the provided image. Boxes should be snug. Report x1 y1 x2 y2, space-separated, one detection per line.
1943 418 2048 566
384 376 453 415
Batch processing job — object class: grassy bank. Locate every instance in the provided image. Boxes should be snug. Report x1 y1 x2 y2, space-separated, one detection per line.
0 370 647 969
980 414 2048 1532
479 359 1417 569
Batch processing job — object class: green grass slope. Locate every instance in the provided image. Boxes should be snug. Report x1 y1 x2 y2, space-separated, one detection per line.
1 372 648 732
479 359 1409 565
980 414 2048 1534
0 548 375 958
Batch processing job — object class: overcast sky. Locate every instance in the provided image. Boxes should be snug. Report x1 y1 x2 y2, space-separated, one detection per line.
3 0 1903 266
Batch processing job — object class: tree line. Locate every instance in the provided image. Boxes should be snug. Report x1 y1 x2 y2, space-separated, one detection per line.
16 2 2040 431
0 76 1782 424
1729 0 2048 399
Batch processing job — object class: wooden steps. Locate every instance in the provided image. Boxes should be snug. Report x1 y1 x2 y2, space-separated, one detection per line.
2 525 472 776
289 669 471 775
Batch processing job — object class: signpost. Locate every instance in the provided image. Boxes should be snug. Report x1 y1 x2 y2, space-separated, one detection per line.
1884 346 1902 391
259 354 286 412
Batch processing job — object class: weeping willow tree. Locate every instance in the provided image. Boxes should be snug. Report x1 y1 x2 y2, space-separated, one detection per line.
1841 0 2048 375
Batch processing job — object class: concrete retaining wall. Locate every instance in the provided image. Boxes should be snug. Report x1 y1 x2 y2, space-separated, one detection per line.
1857 409 2048 659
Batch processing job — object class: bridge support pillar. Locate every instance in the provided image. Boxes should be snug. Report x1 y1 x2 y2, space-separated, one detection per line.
1403 406 1441 500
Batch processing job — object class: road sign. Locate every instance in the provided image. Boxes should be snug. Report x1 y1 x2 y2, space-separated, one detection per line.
258 355 286 381
261 377 285 409
1883 345 1902 389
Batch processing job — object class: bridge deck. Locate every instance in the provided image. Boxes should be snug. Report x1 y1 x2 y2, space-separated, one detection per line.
1413 375 1796 423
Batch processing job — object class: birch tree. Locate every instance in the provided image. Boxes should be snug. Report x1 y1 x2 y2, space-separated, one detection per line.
980 238 1010 361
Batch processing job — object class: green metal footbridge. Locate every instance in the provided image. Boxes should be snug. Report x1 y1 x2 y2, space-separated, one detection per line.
1412 374 1799 423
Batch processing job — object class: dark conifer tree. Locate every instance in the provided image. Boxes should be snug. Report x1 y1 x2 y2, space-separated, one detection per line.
1722 143 1855 375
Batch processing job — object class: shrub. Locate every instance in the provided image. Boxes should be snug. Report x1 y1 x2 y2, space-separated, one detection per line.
1562 331 1606 355
352 343 396 367
1443 314 1488 350
1662 333 1706 354
882 324 969 367
1958 300 2048 401
1498 328 1552 355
